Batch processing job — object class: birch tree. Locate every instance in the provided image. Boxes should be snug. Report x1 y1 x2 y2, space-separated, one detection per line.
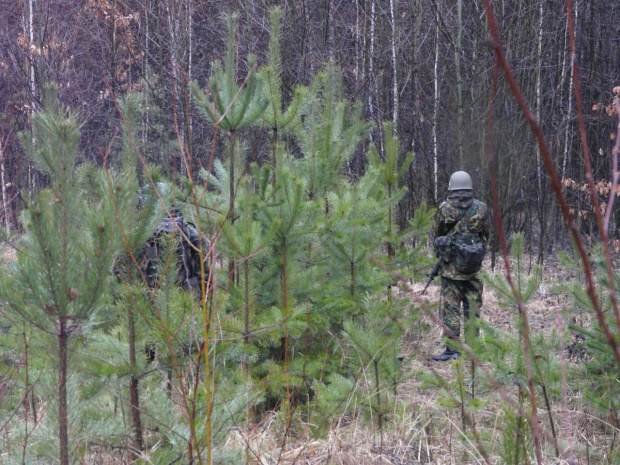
389 0 399 133
0 138 9 234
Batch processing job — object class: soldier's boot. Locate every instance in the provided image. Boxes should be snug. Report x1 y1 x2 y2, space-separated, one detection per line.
431 346 460 362
432 336 460 362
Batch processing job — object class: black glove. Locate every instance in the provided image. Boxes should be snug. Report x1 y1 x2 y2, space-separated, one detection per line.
435 236 452 248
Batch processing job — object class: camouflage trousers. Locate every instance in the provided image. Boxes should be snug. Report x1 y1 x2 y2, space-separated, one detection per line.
439 277 483 339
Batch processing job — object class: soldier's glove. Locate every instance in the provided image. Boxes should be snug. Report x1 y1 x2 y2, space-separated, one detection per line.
435 236 452 248
435 236 452 262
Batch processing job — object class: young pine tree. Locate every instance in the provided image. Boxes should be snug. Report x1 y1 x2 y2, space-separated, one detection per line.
259 7 305 182
106 94 168 455
190 13 268 229
481 233 564 460
292 65 372 202
0 86 126 465
366 121 415 270
558 243 620 462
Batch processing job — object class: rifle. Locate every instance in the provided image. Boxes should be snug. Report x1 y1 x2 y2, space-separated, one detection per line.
422 259 442 295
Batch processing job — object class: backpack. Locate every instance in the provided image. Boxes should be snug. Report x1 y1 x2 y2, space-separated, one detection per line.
449 201 485 274
141 216 208 292
451 234 485 274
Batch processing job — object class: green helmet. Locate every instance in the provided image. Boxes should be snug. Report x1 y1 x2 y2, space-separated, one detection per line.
448 171 473 191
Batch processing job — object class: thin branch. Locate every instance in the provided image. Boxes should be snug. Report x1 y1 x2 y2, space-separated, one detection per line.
484 51 544 465
482 0 620 383
566 0 620 343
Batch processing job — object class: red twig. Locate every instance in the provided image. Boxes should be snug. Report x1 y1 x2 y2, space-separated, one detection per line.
484 0 620 459
566 0 620 342
484 51 544 464
482 0 620 377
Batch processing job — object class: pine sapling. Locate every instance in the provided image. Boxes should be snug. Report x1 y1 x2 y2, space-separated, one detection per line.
1 86 125 465
259 7 305 184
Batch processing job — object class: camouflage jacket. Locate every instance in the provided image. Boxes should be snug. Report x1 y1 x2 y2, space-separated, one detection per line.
141 216 209 291
434 191 490 280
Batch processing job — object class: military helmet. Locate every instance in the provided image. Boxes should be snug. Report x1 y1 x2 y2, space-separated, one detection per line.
448 171 473 191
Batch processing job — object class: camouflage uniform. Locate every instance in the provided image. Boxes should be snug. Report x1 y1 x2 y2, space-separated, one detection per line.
434 191 489 339
141 214 209 295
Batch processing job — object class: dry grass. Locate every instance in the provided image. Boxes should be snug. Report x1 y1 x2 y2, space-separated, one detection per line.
0 245 16 265
5 253 614 464
226 409 440 465
220 263 613 465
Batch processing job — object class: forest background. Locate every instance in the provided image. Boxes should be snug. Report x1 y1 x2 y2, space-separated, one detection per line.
1 0 620 464
2 0 619 247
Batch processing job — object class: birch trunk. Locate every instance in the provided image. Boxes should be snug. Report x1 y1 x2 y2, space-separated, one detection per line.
534 0 545 262
433 11 440 203
455 0 463 168
142 1 149 148
535 1 543 198
112 0 117 89
185 0 193 164
1 143 9 234
368 0 376 123
361 0 367 88
554 0 576 254
562 11 575 178
389 0 398 133
356 0 361 85
27 0 37 195
544 5 573 254
28 0 35 100
164 0 184 177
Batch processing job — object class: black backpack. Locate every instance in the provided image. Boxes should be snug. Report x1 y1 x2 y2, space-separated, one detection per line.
449 201 485 274
140 216 208 292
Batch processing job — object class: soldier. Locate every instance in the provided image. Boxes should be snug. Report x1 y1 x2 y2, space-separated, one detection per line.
432 171 490 361
141 208 209 296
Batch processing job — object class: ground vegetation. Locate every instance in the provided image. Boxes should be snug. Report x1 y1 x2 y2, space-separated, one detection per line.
0 2 620 464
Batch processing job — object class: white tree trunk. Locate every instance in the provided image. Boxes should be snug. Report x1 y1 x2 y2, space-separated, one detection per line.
368 0 376 123
1 142 9 234
27 0 37 195
188 0 192 91
142 1 149 146
356 0 361 85
562 4 576 178
535 0 544 197
28 0 35 102
389 0 399 134
433 11 440 202
455 0 463 168
164 0 185 176
187 0 193 153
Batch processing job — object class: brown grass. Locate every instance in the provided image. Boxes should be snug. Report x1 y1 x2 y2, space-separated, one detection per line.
0 245 16 264
220 262 611 465
6 253 612 464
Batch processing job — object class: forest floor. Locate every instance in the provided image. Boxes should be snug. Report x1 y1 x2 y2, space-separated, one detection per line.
231 261 605 465
2 243 605 464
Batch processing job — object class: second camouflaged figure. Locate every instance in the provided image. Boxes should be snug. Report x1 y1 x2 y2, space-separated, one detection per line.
432 171 490 361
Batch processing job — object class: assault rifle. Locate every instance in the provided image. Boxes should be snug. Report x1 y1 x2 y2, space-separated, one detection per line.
422 259 442 295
